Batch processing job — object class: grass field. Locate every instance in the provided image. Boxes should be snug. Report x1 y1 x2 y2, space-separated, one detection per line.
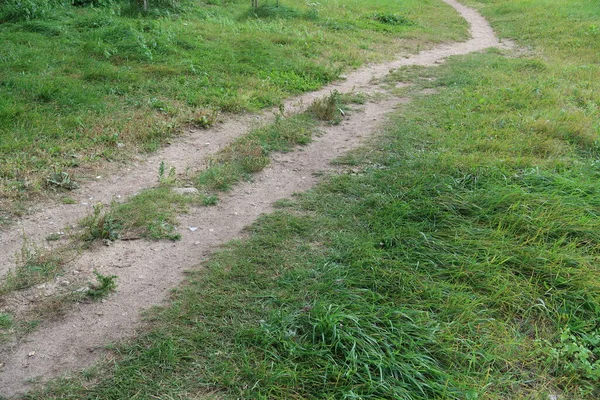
10 0 600 398
0 0 467 224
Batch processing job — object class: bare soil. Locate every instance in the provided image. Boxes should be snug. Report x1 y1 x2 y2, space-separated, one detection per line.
0 1 509 396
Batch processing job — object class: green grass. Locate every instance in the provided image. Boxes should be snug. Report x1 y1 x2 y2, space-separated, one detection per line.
0 239 66 294
0 0 467 220
0 312 13 342
79 185 205 241
15 0 600 398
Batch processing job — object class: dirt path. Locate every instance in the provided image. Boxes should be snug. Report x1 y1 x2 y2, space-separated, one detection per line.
0 0 508 396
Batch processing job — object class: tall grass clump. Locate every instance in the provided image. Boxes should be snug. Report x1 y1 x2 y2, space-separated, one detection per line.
80 187 199 242
0 238 64 293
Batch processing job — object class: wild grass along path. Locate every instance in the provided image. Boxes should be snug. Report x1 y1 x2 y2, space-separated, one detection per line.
0 0 508 396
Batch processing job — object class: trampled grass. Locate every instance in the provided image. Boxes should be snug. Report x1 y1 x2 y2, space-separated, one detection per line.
0 0 467 221
18 0 600 399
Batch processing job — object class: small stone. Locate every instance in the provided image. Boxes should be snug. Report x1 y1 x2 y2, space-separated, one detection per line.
28 351 35 357
189 227 198 232
172 187 199 195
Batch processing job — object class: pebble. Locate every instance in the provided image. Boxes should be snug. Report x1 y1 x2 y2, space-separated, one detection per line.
172 187 199 195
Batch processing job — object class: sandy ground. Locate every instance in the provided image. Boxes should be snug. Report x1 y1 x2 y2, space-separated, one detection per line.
0 0 508 396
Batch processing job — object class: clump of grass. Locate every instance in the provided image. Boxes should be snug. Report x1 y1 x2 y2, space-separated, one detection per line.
188 109 218 129
0 238 64 294
80 185 206 242
252 302 455 398
80 203 121 242
306 90 346 124
0 312 13 342
372 12 414 26
245 3 302 20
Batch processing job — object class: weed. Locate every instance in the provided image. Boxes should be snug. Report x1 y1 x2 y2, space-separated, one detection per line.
45 232 62 241
189 109 218 129
87 270 117 300
158 161 176 186
46 169 79 190
372 13 414 26
201 194 218 206
0 312 13 342
80 203 120 242
0 238 63 294
0 312 13 341
61 197 77 204
307 90 345 124
542 327 600 384
0 313 12 330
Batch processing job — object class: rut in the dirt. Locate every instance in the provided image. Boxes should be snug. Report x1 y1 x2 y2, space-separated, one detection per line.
0 0 508 396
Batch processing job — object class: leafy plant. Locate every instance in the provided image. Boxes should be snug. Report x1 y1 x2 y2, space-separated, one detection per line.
158 161 176 186
543 327 600 384
46 169 79 190
87 270 118 300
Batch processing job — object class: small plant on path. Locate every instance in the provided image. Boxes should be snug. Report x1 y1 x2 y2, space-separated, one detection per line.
87 271 118 300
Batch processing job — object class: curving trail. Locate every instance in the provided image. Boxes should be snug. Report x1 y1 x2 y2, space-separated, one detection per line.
0 0 508 397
